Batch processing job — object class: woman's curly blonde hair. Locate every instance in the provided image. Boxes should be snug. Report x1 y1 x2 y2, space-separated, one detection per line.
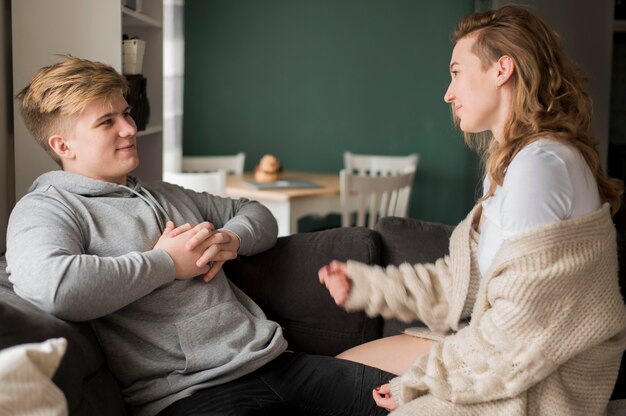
453 5 623 214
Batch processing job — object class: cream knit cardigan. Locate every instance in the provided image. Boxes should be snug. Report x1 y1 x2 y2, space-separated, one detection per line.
345 204 626 416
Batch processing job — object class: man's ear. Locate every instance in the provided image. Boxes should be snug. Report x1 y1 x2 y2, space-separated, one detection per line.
495 55 515 87
48 135 75 161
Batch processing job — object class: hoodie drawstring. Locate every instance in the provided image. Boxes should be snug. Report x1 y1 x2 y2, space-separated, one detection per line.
120 185 171 232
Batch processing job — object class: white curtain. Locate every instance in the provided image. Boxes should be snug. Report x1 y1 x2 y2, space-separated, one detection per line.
163 0 185 173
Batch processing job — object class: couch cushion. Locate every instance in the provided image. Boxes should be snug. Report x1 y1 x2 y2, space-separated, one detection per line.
375 217 454 337
376 216 454 267
224 227 383 356
0 257 126 415
0 338 68 415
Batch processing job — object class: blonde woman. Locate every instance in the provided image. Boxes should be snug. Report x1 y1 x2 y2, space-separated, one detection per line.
320 5 626 415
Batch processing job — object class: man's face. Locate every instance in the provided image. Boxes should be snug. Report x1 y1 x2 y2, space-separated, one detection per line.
61 92 139 184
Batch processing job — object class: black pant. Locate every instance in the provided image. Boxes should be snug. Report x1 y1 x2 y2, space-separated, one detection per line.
157 351 395 416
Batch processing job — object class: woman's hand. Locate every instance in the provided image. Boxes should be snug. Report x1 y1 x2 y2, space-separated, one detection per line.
373 383 397 412
318 260 351 306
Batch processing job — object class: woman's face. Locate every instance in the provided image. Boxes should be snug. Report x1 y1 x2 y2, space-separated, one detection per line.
444 35 505 138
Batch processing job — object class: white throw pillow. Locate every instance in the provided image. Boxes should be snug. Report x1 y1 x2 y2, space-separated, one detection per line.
0 337 69 416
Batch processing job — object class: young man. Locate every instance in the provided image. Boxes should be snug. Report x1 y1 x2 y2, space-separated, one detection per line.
6 56 392 416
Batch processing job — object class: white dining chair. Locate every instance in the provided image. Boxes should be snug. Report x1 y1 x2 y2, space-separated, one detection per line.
182 152 246 175
341 151 419 228
343 151 419 176
163 170 227 196
340 167 416 229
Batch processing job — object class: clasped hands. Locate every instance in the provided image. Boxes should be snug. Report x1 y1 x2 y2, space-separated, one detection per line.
155 221 240 282
318 260 397 412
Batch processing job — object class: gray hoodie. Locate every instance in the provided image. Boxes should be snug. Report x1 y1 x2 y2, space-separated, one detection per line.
6 171 287 416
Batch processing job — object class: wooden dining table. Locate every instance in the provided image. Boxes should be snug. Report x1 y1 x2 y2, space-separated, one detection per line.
226 171 340 237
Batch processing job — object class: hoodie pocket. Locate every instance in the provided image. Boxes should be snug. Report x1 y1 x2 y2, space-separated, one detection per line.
174 300 278 374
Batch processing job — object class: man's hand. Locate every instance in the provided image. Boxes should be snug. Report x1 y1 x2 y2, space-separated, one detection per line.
154 221 214 280
373 383 397 412
318 260 351 306
185 228 241 283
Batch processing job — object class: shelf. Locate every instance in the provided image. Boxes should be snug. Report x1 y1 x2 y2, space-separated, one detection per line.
137 123 163 137
122 6 162 28
616 20 626 33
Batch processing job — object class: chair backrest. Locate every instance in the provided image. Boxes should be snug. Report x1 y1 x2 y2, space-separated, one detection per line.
344 151 419 176
163 170 227 196
182 152 245 175
340 167 416 229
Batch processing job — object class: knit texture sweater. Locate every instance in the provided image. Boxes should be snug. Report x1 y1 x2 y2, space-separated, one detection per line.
345 204 626 415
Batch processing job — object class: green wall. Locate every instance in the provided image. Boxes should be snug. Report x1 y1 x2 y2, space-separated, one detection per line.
184 0 478 226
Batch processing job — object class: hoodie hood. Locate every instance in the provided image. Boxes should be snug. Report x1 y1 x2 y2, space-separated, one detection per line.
28 170 142 197
28 171 169 230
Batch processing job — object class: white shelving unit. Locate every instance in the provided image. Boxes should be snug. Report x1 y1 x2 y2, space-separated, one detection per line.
11 0 164 198
121 2 164 181
123 6 162 27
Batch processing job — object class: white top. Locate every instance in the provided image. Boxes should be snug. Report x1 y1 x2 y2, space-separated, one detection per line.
477 139 601 276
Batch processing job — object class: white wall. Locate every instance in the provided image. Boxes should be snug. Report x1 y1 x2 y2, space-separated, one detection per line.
11 0 121 199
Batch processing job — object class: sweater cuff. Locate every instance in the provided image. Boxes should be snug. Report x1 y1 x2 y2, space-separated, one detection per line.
344 260 376 312
221 222 251 252
218 228 242 252
147 248 177 283
389 376 404 406
390 373 429 406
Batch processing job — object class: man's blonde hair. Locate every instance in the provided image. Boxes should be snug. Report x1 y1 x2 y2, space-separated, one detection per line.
16 55 129 165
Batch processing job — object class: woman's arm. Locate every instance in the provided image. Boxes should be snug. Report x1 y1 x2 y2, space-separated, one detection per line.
343 257 457 335
320 210 480 334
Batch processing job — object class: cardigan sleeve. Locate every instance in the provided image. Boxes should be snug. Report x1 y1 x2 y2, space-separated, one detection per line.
345 257 457 335
343 214 481 334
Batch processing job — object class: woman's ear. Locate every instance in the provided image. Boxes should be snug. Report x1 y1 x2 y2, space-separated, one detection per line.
48 135 75 160
496 55 515 88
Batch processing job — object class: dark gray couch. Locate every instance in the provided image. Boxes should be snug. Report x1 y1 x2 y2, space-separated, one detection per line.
0 217 624 415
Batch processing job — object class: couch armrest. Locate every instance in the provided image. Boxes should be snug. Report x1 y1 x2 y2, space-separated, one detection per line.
374 216 454 337
224 227 383 356
0 257 126 415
